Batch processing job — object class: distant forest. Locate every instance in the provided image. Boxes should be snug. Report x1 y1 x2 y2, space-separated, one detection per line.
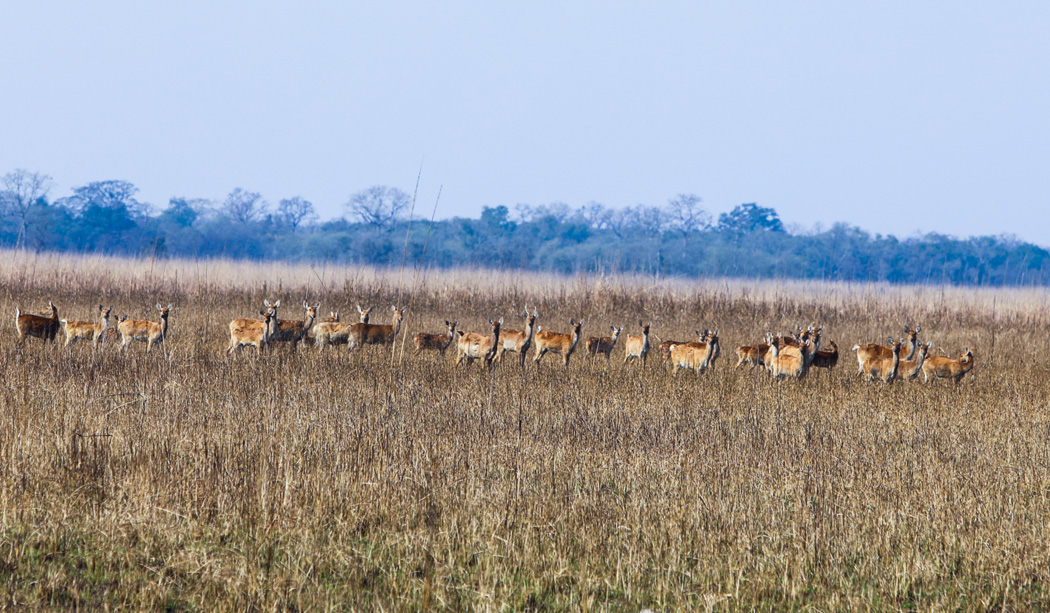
3 169 1049 286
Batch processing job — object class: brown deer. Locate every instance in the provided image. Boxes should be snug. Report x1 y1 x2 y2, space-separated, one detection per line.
623 321 651 366
670 330 719 376
314 305 373 350
812 340 839 369
865 338 903 382
414 320 458 356
61 305 112 347
534 319 584 367
455 318 502 367
585 326 624 359
347 306 406 352
119 304 172 353
15 300 60 344
897 341 931 381
227 308 275 355
269 301 320 351
922 347 975 384
768 335 813 380
852 326 921 375
498 308 538 366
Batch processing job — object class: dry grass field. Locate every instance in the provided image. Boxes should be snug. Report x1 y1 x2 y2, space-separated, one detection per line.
1 250 1049 610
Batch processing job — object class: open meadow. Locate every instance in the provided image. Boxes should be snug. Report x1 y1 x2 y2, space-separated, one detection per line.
1 251 1049 610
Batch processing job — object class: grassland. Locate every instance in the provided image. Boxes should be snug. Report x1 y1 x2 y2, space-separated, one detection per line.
1 250 1048 610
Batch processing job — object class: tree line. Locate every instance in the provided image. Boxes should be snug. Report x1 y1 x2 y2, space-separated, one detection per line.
2 168 1048 286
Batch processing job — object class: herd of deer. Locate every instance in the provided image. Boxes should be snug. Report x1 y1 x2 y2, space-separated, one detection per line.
13 300 976 383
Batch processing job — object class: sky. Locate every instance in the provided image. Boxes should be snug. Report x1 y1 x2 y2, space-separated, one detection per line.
2 2 1049 245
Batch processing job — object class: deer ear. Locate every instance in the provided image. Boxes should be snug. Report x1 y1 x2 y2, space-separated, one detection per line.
488 318 493 324
916 326 921 333
265 299 271 307
274 300 281 308
498 317 504 324
156 303 163 310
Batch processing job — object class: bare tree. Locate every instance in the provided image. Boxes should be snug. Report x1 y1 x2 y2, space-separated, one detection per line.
61 180 146 215
345 186 410 229
666 193 710 234
223 188 267 224
2 169 53 249
277 196 317 231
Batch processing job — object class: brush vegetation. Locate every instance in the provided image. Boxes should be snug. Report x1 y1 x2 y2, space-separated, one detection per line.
0 251 1048 610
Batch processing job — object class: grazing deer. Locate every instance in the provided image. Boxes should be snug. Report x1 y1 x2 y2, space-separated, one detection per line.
15 300 60 344
768 335 812 380
61 305 112 347
455 318 502 367
852 326 921 374
865 338 903 382
227 308 275 355
897 341 931 381
498 307 538 366
119 304 172 353
623 321 652 366
922 347 975 384
268 301 320 351
585 326 624 360
812 340 839 369
414 320 458 356
670 330 719 376
347 306 406 352
534 319 584 367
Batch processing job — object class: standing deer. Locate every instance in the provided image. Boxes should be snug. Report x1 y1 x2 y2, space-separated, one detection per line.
865 338 903 382
922 347 975 384
347 306 406 352
767 335 813 380
498 307 538 366
61 305 112 347
585 326 624 359
670 330 719 377
455 318 502 367
119 304 172 353
414 320 458 356
533 319 584 367
15 300 60 344
314 305 373 350
897 341 931 381
227 308 275 355
269 301 320 351
812 340 839 369
852 326 921 375
623 321 651 366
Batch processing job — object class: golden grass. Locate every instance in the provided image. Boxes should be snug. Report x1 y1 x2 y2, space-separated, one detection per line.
0 249 1048 610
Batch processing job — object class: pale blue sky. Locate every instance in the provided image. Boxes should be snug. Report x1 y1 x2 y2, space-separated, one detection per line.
2 2 1049 244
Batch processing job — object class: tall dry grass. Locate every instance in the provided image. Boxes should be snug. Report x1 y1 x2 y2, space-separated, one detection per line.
0 250 1048 609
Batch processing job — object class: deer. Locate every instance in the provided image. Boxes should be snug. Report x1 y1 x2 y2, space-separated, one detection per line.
811 340 839 369
227 308 275 355
498 307 538 366
585 326 624 360
533 319 584 367
414 320 458 356
670 330 719 377
267 301 320 351
767 335 813 380
314 305 373 350
15 300 60 344
306 309 341 345
623 321 652 366
658 337 690 363
864 338 903 382
347 306 406 352
852 326 921 375
897 341 931 381
119 304 172 353
61 305 112 347
922 347 975 384
455 318 502 367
